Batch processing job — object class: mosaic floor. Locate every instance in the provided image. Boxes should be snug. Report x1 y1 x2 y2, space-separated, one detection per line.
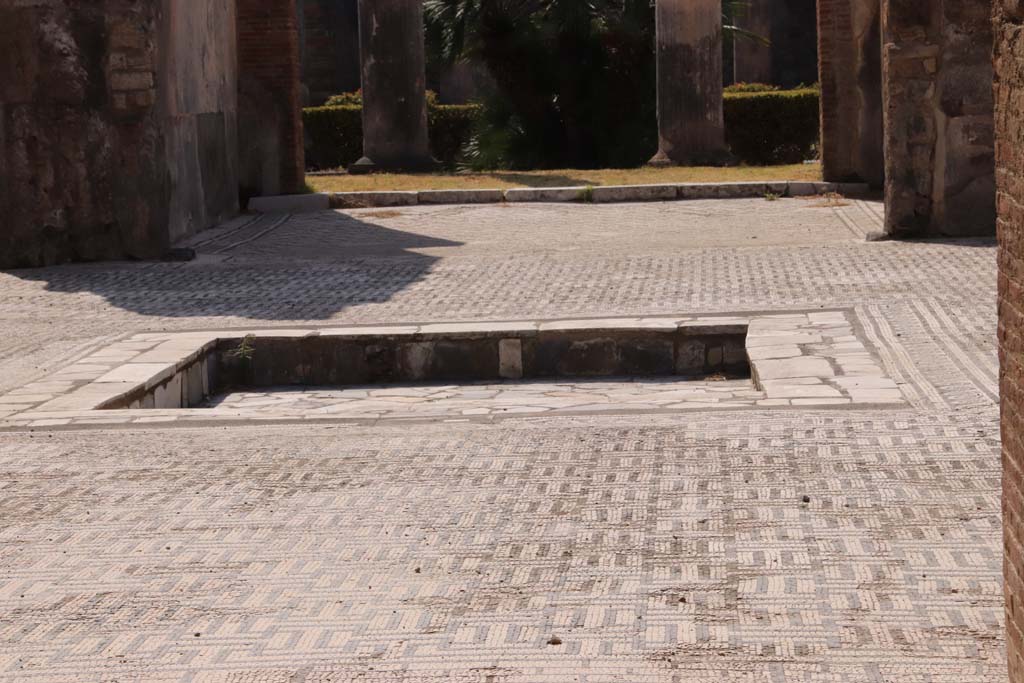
0 198 1005 681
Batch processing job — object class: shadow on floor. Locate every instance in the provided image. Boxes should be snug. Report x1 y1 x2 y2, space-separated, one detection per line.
480 172 602 188
4 211 465 321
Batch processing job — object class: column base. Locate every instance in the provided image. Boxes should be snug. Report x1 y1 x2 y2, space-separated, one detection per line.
348 156 442 175
648 148 737 168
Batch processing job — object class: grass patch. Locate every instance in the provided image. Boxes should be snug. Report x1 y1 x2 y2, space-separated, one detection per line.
307 163 822 193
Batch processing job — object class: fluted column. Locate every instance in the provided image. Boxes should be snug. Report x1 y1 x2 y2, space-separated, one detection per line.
649 0 730 166
350 0 437 174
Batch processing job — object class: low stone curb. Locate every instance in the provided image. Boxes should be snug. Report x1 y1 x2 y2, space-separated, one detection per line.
248 181 871 213
417 189 506 205
0 310 907 430
504 187 588 203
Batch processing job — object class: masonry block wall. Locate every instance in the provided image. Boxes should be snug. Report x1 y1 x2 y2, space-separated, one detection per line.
816 0 884 187
237 0 306 197
0 0 239 269
882 0 994 237
298 0 360 106
995 1 1024 677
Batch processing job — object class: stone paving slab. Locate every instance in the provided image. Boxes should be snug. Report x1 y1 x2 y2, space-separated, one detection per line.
200 377 770 421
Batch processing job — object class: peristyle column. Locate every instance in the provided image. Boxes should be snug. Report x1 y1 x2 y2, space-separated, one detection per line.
649 0 730 166
350 0 437 174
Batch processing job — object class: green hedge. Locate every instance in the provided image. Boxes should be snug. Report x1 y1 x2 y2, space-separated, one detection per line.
303 104 482 171
723 88 820 165
304 89 820 170
304 105 363 171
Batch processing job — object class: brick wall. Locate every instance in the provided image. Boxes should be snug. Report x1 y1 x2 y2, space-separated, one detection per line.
816 0 883 186
883 0 994 237
996 1 1024 678
237 0 306 195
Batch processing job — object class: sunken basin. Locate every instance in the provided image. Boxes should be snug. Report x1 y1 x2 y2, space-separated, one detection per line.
97 320 750 410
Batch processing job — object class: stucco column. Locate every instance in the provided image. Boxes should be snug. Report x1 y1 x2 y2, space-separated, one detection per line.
350 0 436 174
732 0 772 85
649 0 730 166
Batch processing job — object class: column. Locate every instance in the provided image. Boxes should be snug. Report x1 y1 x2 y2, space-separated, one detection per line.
649 0 731 166
350 0 437 174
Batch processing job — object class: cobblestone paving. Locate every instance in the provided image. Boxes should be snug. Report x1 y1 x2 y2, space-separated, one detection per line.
0 198 1006 681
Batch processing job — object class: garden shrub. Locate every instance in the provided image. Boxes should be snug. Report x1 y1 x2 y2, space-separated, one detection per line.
304 89 820 170
303 102 480 170
323 90 440 108
303 105 363 170
723 88 820 165
323 91 364 107
428 105 481 168
724 82 780 94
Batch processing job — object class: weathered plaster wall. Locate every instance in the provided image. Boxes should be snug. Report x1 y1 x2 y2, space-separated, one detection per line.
161 0 240 244
0 0 238 269
237 0 306 197
995 2 1024 677
771 0 820 89
298 0 360 106
733 0 773 84
882 0 994 237
817 0 884 186
734 0 817 88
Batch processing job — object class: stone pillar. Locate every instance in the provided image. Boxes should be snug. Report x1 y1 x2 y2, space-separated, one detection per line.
350 0 436 174
236 0 306 197
816 0 883 187
881 0 994 237
649 0 730 166
995 2 1024 677
733 0 772 85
